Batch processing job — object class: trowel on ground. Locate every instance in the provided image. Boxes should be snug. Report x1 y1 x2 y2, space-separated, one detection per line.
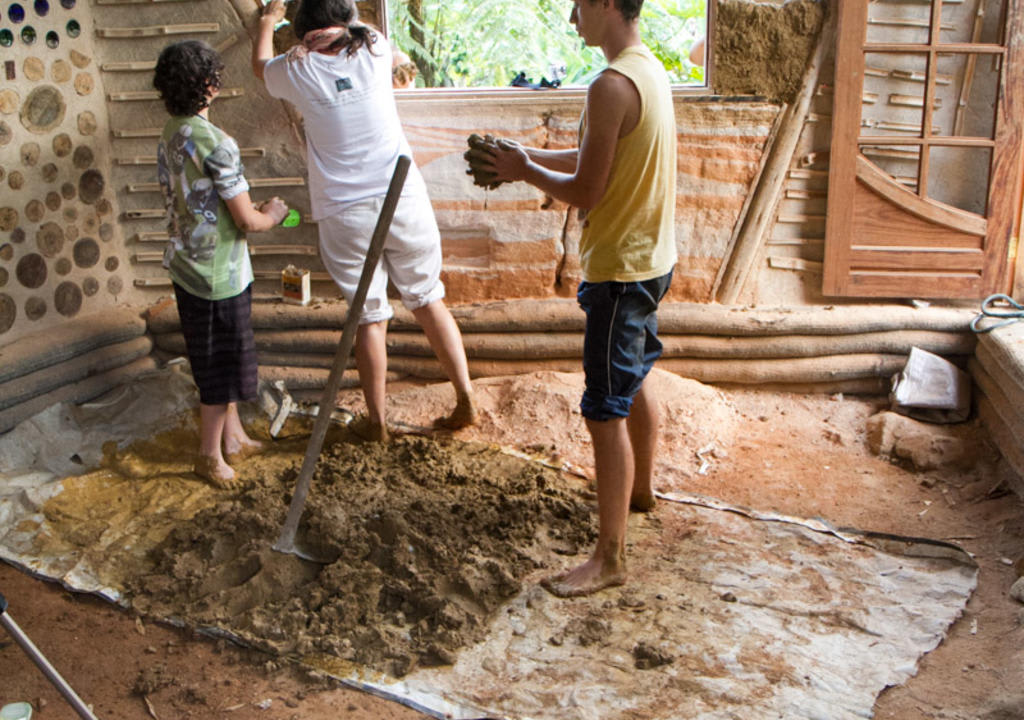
272 155 410 563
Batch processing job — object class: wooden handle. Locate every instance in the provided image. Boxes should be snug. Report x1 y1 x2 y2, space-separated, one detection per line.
273 155 411 556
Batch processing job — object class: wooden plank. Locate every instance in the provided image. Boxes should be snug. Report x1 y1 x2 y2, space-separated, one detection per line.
785 188 827 200
889 93 942 109
866 17 955 30
126 177 305 193
107 87 243 102
823 0 869 296
778 214 826 224
112 127 162 138
768 256 823 273
788 168 829 179
856 155 988 236
134 252 164 263
767 237 824 246
249 245 319 256
101 60 157 72
889 69 953 85
96 23 219 38
980 0 1024 294
121 209 165 220
848 247 985 271
116 147 264 165
134 278 173 287
864 42 1004 54
254 270 332 282
129 232 169 243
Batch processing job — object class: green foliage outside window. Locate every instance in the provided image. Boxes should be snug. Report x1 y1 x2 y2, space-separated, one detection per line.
385 0 706 88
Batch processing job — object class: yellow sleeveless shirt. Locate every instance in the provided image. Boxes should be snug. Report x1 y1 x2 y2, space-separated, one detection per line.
578 44 677 283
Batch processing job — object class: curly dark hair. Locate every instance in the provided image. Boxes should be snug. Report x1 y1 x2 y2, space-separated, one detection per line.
153 40 224 116
292 0 377 57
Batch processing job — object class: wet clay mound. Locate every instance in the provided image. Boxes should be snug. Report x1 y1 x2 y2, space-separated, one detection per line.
129 435 596 678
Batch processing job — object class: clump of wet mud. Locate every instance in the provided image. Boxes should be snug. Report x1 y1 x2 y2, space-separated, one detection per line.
129 434 595 678
714 0 826 103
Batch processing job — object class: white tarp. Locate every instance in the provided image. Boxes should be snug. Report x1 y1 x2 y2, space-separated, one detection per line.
0 367 978 720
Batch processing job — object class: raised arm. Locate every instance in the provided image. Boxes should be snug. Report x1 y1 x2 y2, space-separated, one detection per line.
251 0 285 81
483 70 638 210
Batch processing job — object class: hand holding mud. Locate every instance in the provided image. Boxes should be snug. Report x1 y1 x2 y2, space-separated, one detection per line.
259 195 288 225
260 0 286 25
464 133 522 189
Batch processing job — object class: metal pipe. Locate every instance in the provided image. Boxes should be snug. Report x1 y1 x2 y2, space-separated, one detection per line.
0 592 100 720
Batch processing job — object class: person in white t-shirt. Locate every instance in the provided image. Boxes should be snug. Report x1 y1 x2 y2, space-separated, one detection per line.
252 0 476 441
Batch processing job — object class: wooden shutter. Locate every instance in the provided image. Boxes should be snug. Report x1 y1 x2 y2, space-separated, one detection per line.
823 0 1024 299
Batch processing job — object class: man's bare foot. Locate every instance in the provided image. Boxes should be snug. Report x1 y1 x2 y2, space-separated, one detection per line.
540 557 626 598
193 455 241 490
349 415 390 442
434 392 477 430
630 490 656 512
224 438 265 465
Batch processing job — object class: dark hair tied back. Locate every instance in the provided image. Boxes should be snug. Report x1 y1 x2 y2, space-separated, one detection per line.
293 0 378 57
153 40 224 116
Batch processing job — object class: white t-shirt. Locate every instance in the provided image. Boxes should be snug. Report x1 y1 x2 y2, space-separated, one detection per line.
263 34 427 221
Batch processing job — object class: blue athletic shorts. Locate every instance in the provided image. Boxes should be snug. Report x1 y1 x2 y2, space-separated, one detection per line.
577 271 673 421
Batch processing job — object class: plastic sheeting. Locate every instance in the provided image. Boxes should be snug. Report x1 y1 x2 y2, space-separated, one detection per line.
0 366 978 720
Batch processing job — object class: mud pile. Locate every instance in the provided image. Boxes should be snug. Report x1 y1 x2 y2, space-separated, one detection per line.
128 434 596 677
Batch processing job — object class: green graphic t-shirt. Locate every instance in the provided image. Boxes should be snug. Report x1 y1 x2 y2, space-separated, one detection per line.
157 115 253 300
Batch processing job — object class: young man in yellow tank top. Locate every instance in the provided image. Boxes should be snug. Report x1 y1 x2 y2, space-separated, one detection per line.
481 0 677 597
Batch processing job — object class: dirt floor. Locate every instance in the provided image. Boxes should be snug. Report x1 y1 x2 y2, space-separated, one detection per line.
2 370 1023 720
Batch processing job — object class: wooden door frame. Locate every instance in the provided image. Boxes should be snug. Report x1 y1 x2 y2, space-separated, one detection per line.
823 0 1024 299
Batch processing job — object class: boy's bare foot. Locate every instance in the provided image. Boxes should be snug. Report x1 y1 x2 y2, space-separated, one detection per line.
629 490 656 512
224 438 265 465
349 415 390 442
540 557 626 598
193 455 241 490
434 392 478 430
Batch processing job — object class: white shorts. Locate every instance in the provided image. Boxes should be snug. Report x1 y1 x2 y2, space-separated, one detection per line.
317 193 445 324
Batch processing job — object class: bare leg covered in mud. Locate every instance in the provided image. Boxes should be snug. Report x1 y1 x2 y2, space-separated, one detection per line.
222 403 265 464
413 300 477 429
194 403 241 490
353 320 390 442
542 383 659 597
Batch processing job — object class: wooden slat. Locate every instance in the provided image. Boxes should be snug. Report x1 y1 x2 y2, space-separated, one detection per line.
768 256 823 273
890 69 952 85
96 23 219 38
785 188 827 199
134 278 173 288
848 247 985 271
134 252 164 263
767 237 824 246
127 177 305 193
866 17 955 30
778 214 826 224
858 134 994 147
889 93 942 109
249 245 318 256
254 270 332 282
856 155 987 236
112 127 162 138
130 232 169 243
121 209 165 220
863 42 1005 54
116 147 264 165
107 88 243 102
101 60 157 72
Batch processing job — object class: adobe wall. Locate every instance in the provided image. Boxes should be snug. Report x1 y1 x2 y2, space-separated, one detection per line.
0 0 824 348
